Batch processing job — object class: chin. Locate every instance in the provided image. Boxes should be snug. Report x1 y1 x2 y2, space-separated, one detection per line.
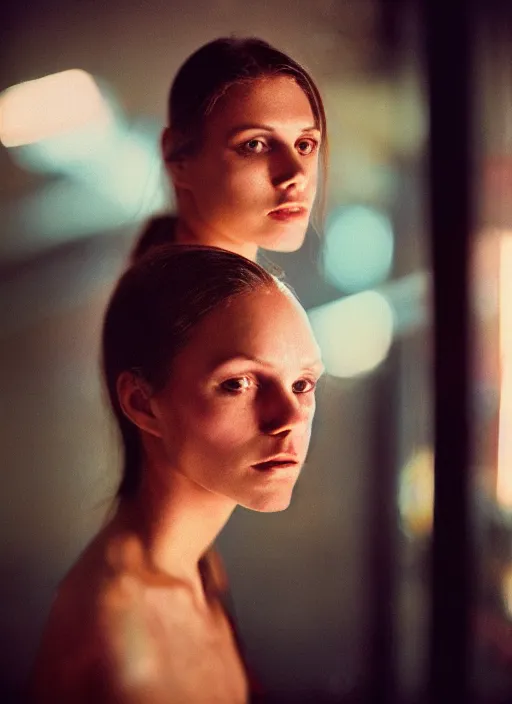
258 225 309 253
239 490 294 513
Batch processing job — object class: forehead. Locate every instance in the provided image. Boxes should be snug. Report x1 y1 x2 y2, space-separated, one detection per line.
175 287 320 375
205 75 317 136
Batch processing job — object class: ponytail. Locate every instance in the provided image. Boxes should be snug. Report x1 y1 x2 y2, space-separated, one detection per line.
129 214 177 264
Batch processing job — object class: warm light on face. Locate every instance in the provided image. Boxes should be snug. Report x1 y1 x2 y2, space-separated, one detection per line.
176 76 319 255
153 288 321 513
0 69 112 147
497 233 512 510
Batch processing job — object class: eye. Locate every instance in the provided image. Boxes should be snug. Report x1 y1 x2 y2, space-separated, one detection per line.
220 376 253 393
292 378 317 394
238 138 268 155
296 138 318 156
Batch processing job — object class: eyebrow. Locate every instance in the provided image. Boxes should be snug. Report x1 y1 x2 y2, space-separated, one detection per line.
226 123 320 140
210 354 325 375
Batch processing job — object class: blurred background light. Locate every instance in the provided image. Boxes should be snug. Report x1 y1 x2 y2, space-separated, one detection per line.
497 232 512 511
377 270 429 335
13 123 164 213
11 113 118 174
501 563 512 620
308 290 394 378
1 71 165 254
322 205 394 294
398 446 434 538
0 69 111 147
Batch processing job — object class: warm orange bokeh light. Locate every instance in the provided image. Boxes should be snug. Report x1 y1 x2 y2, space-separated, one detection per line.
497 233 512 509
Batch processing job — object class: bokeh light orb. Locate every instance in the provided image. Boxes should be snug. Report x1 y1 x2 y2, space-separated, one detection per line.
309 290 394 378
323 205 394 293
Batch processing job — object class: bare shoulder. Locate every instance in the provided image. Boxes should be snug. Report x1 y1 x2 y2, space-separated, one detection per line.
30 530 248 703
29 531 169 703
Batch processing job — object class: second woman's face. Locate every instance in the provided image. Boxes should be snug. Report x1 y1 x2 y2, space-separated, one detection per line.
171 76 321 257
151 287 323 513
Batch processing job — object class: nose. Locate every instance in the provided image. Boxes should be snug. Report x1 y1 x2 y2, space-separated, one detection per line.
271 145 307 192
259 385 308 437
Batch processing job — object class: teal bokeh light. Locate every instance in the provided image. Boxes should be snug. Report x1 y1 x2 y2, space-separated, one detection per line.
322 205 394 293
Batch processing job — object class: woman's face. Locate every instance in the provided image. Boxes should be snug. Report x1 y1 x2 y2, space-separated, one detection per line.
167 76 321 257
151 286 323 513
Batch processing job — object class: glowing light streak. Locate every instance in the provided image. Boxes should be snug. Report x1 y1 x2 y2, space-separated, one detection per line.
0 69 112 147
497 234 512 510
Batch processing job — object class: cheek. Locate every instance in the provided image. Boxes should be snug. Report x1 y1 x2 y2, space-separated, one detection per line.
301 400 316 439
302 394 316 419
196 175 253 222
208 159 268 206
307 158 320 194
183 397 258 449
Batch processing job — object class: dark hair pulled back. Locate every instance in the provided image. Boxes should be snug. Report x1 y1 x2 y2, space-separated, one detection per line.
102 245 279 499
167 36 327 163
131 38 328 260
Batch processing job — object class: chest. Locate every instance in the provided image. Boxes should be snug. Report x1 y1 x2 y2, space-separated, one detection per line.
131 594 249 703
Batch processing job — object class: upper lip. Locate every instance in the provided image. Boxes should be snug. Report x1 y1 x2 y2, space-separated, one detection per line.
268 203 308 214
252 454 299 466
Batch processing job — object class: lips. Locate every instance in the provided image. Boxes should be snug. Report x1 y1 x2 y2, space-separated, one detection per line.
252 456 299 471
268 204 308 221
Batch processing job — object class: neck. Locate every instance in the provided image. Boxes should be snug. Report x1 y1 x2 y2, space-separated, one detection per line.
112 462 236 605
174 216 258 261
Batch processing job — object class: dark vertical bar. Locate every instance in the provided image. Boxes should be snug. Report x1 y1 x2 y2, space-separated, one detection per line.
366 351 398 704
423 0 474 702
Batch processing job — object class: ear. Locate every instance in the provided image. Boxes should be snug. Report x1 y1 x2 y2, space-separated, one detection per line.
161 127 191 190
116 371 162 438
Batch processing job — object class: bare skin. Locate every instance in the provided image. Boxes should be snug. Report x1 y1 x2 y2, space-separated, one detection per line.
31 70 325 704
163 75 321 260
31 288 323 702
31 524 247 704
